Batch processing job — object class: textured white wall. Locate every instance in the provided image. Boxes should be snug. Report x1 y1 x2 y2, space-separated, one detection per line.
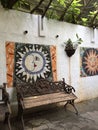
0 5 98 104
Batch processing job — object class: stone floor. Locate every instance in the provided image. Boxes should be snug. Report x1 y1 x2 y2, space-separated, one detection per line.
0 97 98 130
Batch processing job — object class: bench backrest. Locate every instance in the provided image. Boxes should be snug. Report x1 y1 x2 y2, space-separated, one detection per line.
16 79 65 98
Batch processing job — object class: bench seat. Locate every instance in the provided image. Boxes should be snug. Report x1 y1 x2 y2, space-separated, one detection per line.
23 92 77 109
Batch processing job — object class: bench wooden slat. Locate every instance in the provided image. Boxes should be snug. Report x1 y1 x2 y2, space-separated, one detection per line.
23 92 77 109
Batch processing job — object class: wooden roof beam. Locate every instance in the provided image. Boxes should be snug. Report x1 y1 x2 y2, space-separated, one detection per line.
30 0 44 14
59 0 74 21
42 0 53 18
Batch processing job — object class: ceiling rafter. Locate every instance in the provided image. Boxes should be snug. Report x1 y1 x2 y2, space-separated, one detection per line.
42 0 53 18
30 0 44 14
59 0 74 21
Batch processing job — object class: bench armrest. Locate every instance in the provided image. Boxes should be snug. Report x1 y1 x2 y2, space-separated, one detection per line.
62 78 75 94
0 83 10 104
0 83 11 114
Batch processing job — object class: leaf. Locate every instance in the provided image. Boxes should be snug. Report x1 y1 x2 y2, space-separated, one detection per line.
76 33 79 38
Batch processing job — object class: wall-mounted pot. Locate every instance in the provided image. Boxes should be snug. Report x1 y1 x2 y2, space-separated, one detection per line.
65 49 76 57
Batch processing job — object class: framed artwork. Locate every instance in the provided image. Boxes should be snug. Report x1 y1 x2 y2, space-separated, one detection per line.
80 47 98 77
6 42 57 87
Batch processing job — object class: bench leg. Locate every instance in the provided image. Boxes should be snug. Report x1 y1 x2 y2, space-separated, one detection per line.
8 113 11 130
21 114 25 130
4 112 11 130
17 104 25 130
64 100 78 115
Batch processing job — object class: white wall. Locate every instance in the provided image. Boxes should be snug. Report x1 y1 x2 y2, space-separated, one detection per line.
0 4 98 104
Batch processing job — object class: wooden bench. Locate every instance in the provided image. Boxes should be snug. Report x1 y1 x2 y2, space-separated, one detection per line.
16 78 78 130
0 83 11 130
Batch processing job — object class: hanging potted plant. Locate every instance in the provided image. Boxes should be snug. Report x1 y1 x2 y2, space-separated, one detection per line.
64 34 83 57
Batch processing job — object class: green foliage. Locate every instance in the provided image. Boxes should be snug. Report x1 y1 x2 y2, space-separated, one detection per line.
89 11 97 17
46 10 59 20
75 34 83 44
57 0 66 7
65 0 82 23
64 34 83 50
0 0 97 27
47 0 83 24
81 18 88 26
93 2 98 9
13 0 30 10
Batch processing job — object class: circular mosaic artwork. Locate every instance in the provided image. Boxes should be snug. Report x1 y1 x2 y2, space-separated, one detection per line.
15 44 52 82
82 48 98 76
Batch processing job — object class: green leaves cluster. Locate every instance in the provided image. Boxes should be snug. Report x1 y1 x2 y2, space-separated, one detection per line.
46 0 98 27
64 34 83 50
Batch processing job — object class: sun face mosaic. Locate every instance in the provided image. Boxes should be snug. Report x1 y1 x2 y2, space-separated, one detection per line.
6 42 57 87
80 47 98 77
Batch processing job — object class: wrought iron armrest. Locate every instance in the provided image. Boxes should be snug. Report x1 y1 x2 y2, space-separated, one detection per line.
0 83 11 114
2 83 10 104
64 84 75 93
0 83 12 130
62 78 75 94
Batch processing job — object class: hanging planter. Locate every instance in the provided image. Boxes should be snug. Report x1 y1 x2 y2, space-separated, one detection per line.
65 49 76 57
64 34 83 57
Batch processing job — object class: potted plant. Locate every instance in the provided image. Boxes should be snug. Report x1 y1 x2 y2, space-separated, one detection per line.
64 34 83 57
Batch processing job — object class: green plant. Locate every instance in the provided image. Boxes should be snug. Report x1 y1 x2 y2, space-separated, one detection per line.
64 34 83 50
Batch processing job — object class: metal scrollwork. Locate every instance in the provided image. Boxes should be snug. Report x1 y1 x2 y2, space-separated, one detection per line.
15 78 75 97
